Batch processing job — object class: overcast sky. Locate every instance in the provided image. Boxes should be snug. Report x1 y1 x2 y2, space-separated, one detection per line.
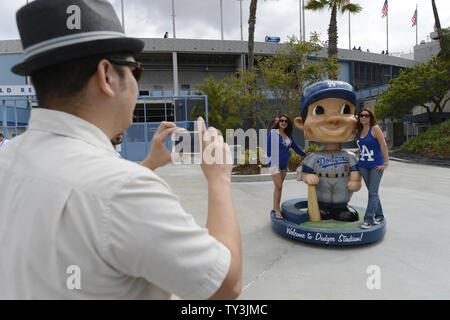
1 0 449 55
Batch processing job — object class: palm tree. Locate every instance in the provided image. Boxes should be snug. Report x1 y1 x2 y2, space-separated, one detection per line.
305 0 362 60
247 0 258 128
431 0 441 30
430 1 449 67
248 0 258 74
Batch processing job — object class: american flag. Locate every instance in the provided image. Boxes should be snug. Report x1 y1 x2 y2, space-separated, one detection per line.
343 0 350 6
381 0 388 18
412 9 417 27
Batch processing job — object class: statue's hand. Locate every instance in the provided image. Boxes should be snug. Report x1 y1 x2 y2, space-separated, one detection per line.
347 180 361 192
302 173 319 185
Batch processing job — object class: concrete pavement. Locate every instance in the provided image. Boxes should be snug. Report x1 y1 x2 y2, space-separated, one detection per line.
155 160 450 299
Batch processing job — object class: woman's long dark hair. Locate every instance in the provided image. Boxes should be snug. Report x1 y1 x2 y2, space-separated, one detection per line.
356 108 377 133
272 114 293 136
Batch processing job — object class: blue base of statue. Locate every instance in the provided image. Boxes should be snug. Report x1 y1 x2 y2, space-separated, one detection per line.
271 198 386 246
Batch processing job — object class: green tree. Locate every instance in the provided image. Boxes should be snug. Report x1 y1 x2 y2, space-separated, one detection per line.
227 69 268 128
436 28 450 64
305 0 362 79
257 35 341 122
193 76 243 134
376 58 450 124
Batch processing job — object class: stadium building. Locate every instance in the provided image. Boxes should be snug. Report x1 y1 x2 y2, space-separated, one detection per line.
0 37 432 160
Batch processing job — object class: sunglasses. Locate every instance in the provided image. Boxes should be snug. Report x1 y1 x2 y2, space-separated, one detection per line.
359 114 371 118
279 119 288 123
106 58 142 81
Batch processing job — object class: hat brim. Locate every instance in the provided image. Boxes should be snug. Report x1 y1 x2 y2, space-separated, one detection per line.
11 37 145 76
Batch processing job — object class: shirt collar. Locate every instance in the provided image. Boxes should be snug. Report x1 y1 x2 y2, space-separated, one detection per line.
27 108 116 154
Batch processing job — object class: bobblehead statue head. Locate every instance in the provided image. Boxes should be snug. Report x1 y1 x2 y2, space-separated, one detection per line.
294 80 361 222
294 80 357 143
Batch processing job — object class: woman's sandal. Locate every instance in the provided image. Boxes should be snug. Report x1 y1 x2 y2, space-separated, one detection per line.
271 209 284 219
275 212 284 219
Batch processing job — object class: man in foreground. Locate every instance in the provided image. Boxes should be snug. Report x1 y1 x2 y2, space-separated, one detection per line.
0 0 241 299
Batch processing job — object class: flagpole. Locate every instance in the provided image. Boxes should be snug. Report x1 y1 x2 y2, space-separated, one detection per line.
386 4 389 54
416 4 418 46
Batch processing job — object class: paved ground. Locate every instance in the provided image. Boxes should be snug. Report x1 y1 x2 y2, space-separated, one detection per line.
155 160 450 300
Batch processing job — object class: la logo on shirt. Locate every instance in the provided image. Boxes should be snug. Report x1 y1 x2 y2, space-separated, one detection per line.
357 142 374 161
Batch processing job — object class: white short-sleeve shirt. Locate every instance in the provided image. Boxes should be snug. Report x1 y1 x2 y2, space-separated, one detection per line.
0 108 230 299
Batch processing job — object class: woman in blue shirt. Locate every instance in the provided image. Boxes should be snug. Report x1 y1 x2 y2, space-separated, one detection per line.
356 108 389 229
267 114 306 219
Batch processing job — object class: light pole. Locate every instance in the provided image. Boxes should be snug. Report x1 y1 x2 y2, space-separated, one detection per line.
121 0 125 33
302 0 306 41
299 0 302 40
220 0 224 40
172 0 176 38
237 0 243 41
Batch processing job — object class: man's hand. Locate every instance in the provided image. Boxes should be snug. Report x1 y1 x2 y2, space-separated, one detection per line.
197 117 232 184
302 173 319 185
197 116 242 299
141 121 180 170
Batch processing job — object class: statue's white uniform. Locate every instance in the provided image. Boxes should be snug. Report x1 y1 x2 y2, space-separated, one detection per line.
301 150 359 205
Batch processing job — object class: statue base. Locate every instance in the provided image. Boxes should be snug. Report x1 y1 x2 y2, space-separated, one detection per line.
271 198 386 246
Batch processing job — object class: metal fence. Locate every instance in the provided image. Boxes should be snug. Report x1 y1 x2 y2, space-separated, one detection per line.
123 120 199 161
404 122 432 142
0 95 208 162
123 95 208 161
1 96 33 138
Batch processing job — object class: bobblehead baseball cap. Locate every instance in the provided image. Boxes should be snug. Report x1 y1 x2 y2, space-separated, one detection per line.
12 0 144 76
300 80 356 120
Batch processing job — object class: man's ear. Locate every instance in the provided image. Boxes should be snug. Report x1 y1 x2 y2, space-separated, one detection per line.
96 59 116 98
294 117 304 131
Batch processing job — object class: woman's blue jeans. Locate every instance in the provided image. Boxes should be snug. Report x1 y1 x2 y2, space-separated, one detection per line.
359 167 384 224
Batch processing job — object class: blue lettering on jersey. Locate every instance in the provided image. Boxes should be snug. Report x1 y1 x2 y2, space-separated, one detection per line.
317 156 349 168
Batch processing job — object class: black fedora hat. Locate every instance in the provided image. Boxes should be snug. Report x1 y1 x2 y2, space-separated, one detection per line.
12 0 144 76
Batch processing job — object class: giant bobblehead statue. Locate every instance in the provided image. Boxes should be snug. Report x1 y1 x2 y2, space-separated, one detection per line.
295 80 362 222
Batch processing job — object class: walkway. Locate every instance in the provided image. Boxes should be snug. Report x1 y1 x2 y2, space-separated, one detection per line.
155 160 450 299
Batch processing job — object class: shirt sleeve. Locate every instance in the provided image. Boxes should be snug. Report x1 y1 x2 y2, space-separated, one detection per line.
101 172 231 300
289 138 306 157
347 150 359 169
301 153 315 173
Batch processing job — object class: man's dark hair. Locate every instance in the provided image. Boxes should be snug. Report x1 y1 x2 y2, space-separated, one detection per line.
0 133 4 138
31 52 133 107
